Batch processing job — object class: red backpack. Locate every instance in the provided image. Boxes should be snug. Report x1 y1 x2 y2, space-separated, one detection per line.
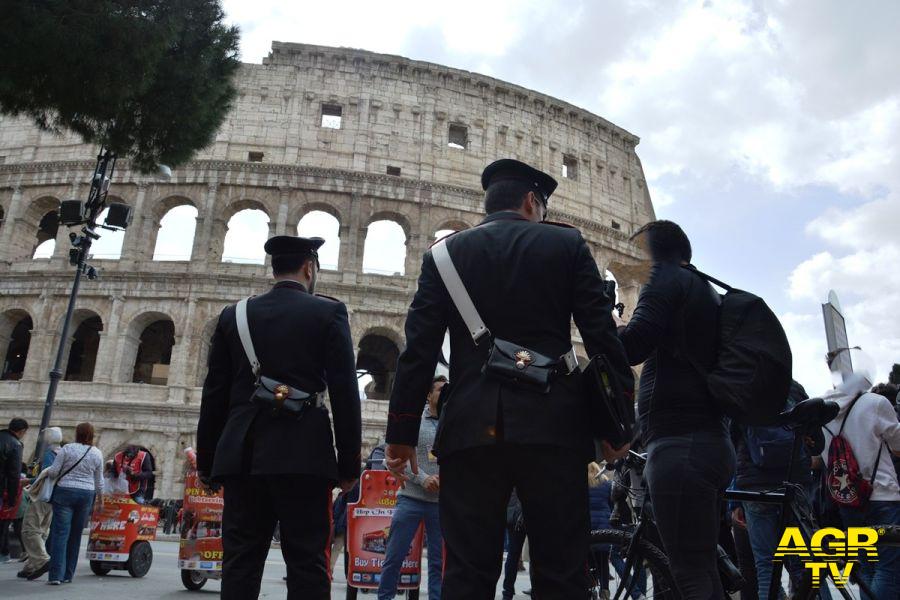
824 394 884 509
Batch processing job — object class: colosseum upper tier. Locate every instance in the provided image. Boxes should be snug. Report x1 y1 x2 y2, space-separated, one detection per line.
0 42 655 498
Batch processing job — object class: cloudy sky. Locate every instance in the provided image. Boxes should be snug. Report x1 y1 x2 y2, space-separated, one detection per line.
209 0 899 394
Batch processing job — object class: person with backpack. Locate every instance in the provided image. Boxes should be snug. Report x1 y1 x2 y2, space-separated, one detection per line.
731 380 830 599
821 373 900 600
617 220 736 600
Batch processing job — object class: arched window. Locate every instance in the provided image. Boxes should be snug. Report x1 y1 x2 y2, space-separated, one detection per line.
90 207 126 260
153 205 197 261
1 311 32 381
64 315 103 381
297 211 340 270
222 209 269 264
362 220 406 276
132 319 175 385
32 210 59 259
356 332 401 400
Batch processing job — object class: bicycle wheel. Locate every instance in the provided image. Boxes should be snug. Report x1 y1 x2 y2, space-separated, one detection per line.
589 529 680 600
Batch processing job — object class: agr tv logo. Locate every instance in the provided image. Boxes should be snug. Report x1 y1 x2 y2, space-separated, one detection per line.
774 527 880 588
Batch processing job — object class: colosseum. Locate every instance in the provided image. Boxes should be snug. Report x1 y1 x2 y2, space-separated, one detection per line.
0 42 655 499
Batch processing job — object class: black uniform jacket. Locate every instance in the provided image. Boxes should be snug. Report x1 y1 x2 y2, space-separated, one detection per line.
386 211 631 461
197 280 361 483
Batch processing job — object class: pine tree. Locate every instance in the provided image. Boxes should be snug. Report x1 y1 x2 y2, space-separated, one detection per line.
0 0 240 172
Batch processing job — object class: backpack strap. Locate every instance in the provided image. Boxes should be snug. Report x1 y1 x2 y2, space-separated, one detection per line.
236 298 261 377
870 440 885 487
58 447 91 484
681 264 734 292
837 392 864 437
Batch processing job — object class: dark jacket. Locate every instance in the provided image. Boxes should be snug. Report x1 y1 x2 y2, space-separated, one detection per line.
619 262 725 445
0 429 23 503
197 280 362 483
386 211 632 460
731 380 813 489
588 481 613 531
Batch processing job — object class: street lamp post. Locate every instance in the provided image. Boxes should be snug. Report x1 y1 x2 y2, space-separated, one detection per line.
32 148 118 466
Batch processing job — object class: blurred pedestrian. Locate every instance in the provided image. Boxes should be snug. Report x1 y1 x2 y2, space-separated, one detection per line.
18 426 62 580
618 220 735 600
0 417 28 563
821 374 900 599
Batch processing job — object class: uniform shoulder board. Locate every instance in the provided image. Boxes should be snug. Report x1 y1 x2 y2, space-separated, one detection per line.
428 229 462 249
542 220 576 229
314 293 342 303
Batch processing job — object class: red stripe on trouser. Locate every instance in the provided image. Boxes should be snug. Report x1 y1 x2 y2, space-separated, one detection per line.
324 491 334 581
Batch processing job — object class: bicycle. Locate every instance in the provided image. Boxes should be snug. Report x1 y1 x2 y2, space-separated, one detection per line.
588 398 884 600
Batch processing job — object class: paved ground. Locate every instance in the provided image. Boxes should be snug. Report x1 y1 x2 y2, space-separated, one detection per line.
0 538 535 599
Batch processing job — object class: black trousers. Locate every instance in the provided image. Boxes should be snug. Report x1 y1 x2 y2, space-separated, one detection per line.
439 443 590 600
222 474 332 600
644 431 736 600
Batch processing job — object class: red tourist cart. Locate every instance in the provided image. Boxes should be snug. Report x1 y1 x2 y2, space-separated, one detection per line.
178 447 225 591
345 469 423 599
86 494 158 578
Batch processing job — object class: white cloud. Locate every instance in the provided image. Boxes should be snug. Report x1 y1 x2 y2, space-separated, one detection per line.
787 193 900 388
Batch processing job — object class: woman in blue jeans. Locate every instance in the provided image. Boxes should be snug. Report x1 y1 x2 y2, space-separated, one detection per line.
45 422 104 585
378 377 445 600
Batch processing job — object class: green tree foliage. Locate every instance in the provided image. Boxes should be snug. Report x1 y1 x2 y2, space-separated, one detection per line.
0 0 240 172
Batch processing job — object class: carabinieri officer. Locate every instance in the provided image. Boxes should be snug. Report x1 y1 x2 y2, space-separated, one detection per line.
385 159 632 599
197 235 361 600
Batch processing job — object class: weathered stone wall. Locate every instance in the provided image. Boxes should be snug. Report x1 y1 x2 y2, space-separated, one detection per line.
0 43 654 498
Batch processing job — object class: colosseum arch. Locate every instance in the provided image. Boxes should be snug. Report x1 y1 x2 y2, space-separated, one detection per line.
356 327 403 400
63 309 104 382
150 196 198 261
297 206 342 271
0 308 33 381
120 311 176 385
362 211 412 276
220 199 272 265
9 196 61 260
90 194 130 260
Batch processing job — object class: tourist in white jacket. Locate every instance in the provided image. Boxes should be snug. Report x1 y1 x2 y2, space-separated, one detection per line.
821 373 900 600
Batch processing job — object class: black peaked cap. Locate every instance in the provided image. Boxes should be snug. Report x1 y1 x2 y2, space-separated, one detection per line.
481 158 558 204
264 235 325 256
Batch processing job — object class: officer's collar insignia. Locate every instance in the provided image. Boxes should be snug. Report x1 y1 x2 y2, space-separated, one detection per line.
514 350 533 370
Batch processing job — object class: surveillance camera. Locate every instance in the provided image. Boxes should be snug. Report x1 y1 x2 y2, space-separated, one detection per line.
157 164 173 180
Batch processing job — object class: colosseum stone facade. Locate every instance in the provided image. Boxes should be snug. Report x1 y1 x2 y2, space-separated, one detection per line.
0 42 656 498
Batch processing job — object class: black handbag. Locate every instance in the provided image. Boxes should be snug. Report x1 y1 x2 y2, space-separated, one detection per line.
235 298 323 419
583 354 635 449
431 238 579 394
484 338 563 393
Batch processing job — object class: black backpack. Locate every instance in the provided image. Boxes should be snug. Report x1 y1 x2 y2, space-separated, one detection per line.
682 266 792 425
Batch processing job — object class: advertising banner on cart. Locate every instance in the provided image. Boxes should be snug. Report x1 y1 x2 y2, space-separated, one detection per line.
178 470 225 571
346 470 424 590
87 495 159 562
